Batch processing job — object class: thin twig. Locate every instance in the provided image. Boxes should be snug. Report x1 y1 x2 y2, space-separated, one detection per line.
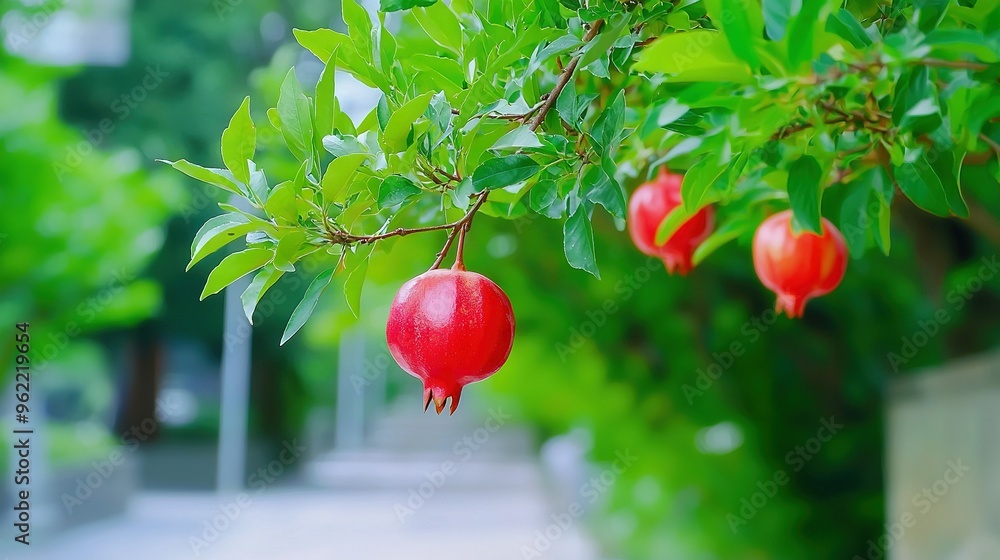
979 133 1000 158
915 58 989 72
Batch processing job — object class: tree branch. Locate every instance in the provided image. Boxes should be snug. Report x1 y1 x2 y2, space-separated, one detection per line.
528 20 605 132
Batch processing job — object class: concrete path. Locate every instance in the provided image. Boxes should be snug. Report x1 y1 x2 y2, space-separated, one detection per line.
4 400 598 560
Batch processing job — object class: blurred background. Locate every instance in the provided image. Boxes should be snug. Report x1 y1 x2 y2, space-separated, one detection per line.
2 0 1000 559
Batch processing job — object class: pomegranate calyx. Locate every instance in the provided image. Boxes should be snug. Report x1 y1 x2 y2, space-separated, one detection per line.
775 293 806 319
423 383 463 415
662 253 693 276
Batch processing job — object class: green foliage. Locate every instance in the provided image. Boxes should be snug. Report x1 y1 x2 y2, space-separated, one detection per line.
168 0 1000 553
172 0 999 339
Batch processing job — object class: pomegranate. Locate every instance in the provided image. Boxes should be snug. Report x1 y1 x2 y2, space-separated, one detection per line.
628 167 714 275
752 210 848 318
386 263 515 414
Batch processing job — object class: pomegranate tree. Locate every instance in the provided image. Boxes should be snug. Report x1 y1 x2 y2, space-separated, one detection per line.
627 168 714 276
170 0 990 421
752 210 848 318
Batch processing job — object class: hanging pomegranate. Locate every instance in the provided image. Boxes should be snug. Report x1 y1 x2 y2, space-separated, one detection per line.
752 210 848 318
386 262 515 414
628 167 714 275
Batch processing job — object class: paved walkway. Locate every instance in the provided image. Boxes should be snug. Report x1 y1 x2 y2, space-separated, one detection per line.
6 401 598 560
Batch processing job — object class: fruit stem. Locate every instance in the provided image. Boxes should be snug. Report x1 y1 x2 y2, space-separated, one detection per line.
428 192 487 271
452 224 468 271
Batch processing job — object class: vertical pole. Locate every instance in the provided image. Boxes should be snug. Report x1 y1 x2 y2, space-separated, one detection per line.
217 276 252 492
335 328 366 450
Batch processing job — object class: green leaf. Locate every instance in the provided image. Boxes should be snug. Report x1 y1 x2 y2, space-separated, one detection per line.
314 47 340 151
893 154 951 217
680 156 727 213
529 34 582 75
839 179 874 259
584 159 626 222
241 265 285 324
875 196 892 256
826 9 873 48
762 0 794 40
529 179 564 218
293 28 348 64
787 155 823 234
322 154 369 204
273 231 307 272
928 147 969 218
491 126 544 150
563 206 599 278
655 99 691 128
343 0 373 61
380 0 438 13
221 97 255 186
377 175 422 209
893 67 942 136
705 0 762 70
265 181 298 223
786 0 826 70
925 29 1000 64
471 155 541 191
555 79 595 130
589 90 626 155
383 92 434 152
248 168 269 205
159 159 243 196
635 31 752 83
578 14 630 70
281 268 335 345
323 134 370 158
915 0 949 32
201 248 273 300
277 69 314 161
343 246 373 318
411 2 463 54
188 213 257 271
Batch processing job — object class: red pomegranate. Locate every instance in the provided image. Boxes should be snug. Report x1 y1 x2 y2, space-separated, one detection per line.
752 210 848 318
628 167 714 275
386 263 515 414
